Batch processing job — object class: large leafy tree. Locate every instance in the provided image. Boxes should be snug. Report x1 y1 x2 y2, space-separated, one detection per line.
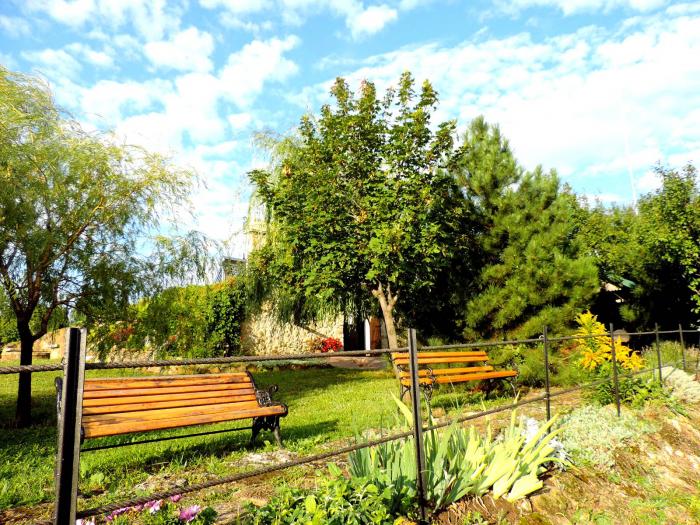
248 73 468 348
638 164 700 314
574 203 695 329
0 66 202 426
454 118 599 338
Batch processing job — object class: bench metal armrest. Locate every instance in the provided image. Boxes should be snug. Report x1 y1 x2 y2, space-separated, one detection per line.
255 384 279 407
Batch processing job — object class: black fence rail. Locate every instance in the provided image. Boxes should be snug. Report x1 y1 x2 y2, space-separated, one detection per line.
1 323 698 524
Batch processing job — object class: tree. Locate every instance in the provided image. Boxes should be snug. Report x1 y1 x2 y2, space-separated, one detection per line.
248 73 468 348
0 289 19 345
453 118 599 338
573 202 695 330
638 164 700 313
0 66 200 426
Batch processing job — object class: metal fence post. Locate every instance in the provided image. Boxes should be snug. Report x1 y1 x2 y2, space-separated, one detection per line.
679 324 686 371
54 328 87 525
407 329 428 524
609 323 621 417
542 327 551 421
654 323 663 385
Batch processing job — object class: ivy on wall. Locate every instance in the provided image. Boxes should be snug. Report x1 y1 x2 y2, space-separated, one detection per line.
92 278 246 359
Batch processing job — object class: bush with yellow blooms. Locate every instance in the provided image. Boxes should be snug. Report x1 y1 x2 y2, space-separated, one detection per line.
574 312 644 372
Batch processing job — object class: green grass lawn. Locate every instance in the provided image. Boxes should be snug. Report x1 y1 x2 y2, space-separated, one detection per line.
0 359 522 520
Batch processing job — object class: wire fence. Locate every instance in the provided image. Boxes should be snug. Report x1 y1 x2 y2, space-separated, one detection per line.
1 323 698 524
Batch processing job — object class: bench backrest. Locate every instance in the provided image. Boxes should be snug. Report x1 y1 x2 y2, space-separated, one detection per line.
82 372 257 414
81 372 260 438
391 351 488 366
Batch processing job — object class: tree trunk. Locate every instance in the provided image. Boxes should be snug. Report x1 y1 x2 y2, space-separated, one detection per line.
15 320 34 428
372 282 399 349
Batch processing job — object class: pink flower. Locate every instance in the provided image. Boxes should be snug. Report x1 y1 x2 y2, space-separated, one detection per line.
144 499 163 514
170 494 182 503
105 507 130 521
179 505 201 523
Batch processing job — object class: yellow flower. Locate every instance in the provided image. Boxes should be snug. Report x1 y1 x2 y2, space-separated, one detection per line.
581 349 606 370
622 352 644 371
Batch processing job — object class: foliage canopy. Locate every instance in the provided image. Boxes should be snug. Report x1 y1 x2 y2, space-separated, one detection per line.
248 72 469 347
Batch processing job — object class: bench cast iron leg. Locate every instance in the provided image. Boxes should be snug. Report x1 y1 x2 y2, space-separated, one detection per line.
272 417 282 447
251 417 263 445
251 416 283 447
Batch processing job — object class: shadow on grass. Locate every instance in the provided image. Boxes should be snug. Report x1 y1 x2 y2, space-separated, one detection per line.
81 419 341 475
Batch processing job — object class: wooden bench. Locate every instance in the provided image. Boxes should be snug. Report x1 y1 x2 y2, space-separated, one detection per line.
391 350 518 400
56 372 287 447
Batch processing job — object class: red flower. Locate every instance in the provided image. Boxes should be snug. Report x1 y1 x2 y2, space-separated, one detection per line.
320 337 343 352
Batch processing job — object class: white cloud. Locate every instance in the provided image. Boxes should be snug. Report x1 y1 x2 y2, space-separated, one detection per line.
24 0 96 26
24 0 184 41
144 27 215 72
0 52 18 70
0 15 32 37
228 113 254 130
637 169 661 192
220 35 300 107
295 10 700 202
22 48 83 79
496 0 667 16
347 4 398 38
79 78 169 124
199 0 401 39
66 42 114 67
198 0 270 14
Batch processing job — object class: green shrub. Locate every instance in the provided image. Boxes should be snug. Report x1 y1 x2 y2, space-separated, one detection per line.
487 343 588 388
93 278 246 359
241 466 402 524
348 397 564 513
655 341 686 369
590 371 686 414
559 405 653 469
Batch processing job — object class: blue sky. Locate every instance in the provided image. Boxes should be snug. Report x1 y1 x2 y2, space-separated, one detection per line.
1 0 699 257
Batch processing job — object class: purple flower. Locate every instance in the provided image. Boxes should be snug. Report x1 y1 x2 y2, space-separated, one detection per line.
106 507 130 521
144 499 163 514
179 505 201 523
170 494 182 503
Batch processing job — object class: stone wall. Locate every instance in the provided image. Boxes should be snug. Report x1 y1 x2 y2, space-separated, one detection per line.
0 327 69 361
241 305 343 355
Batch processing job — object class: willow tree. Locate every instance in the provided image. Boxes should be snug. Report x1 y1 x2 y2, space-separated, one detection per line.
0 66 201 426
247 73 467 348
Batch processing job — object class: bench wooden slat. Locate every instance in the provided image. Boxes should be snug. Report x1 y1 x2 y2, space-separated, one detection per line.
393 356 489 365
391 351 487 359
398 366 495 378
432 370 517 384
83 400 264 424
399 370 517 386
83 394 259 415
399 377 439 386
84 373 250 391
83 383 252 399
83 405 286 439
83 388 255 407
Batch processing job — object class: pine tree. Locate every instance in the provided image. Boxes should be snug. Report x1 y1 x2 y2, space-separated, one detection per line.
454 118 598 339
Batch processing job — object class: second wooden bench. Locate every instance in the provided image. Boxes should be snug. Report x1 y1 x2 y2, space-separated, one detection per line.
391 350 518 400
